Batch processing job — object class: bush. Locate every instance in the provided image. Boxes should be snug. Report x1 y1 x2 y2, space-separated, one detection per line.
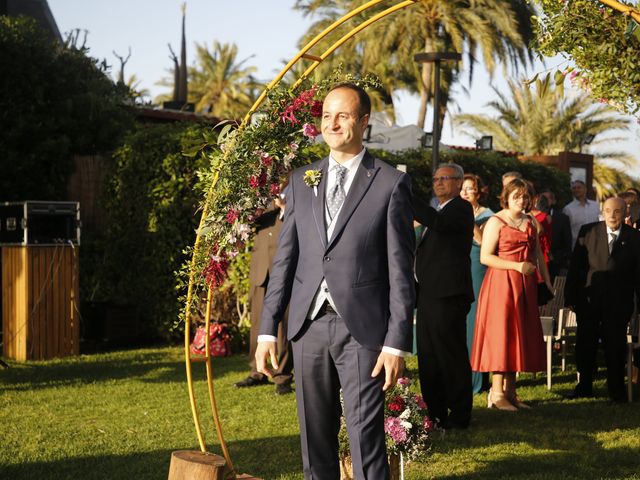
305 144 572 210
83 122 211 341
0 16 133 200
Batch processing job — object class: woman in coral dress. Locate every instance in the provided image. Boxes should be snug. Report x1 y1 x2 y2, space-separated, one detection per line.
471 179 553 410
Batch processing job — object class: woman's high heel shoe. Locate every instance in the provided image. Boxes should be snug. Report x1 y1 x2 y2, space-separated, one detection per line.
487 389 518 411
505 392 531 409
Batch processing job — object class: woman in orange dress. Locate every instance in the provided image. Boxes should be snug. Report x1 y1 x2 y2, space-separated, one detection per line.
471 179 553 410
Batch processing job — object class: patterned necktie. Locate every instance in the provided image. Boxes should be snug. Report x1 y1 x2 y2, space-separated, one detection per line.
609 232 617 254
327 164 347 220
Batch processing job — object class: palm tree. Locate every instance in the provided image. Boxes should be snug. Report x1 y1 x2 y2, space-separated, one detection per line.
187 41 258 118
156 41 258 118
454 75 632 156
454 75 637 194
294 0 535 128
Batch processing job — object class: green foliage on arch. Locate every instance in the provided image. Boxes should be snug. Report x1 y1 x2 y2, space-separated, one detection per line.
534 0 640 116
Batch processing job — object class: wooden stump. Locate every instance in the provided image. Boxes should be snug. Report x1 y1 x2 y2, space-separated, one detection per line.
168 450 229 480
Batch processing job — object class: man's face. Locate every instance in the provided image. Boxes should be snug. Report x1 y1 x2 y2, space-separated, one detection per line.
603 198 625 230
571 182 587 201
433 167 462 202
321 88 368 157
542 191 556 207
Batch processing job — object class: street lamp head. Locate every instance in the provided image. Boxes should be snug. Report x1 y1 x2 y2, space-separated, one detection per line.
475 135 493 151
422 132 434 148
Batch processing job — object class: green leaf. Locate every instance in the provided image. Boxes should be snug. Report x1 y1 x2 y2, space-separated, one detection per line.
626 19 640 43
554 69 566 86
523 73 539 86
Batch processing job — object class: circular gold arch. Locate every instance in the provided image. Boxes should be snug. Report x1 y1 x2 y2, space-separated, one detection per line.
182 0 418 476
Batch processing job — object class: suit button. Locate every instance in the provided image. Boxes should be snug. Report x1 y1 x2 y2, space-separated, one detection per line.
324 256 331 262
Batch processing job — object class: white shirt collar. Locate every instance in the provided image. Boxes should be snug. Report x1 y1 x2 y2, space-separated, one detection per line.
438 197 455 210
328 148 365 173
607 225 621 237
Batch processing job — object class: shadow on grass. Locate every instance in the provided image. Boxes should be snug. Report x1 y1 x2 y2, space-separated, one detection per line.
0 350 250 392
0 435 302 480
419 398 640 479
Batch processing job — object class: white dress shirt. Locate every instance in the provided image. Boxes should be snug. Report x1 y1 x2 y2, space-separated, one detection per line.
259 148 409 357
607 225 621 252
564 199 601 246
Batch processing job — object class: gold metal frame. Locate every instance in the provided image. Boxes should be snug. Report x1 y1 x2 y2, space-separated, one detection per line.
181 0 418 476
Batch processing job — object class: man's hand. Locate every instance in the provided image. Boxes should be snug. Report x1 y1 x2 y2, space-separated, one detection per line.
255 341 278 378
371 351 405 391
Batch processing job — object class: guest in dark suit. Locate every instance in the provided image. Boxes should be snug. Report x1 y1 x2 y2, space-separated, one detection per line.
234 195 294 395
256 83 415 479
414 163 474 429
565 196 640 402
541 189 572 277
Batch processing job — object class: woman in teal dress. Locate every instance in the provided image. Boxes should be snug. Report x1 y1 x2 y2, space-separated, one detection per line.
461 174 493 394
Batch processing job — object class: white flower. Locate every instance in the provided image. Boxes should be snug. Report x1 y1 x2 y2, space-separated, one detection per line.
236 223 251 242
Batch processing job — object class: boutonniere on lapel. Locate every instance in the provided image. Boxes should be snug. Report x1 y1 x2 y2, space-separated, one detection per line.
303 169 322 196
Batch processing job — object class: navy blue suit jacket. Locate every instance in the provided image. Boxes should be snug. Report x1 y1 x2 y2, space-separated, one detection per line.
259 151 415 352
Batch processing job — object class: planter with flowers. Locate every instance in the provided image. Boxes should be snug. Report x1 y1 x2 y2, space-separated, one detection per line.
339 377 436 480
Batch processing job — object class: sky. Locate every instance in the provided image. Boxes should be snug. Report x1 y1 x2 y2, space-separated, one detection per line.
48 0 638 173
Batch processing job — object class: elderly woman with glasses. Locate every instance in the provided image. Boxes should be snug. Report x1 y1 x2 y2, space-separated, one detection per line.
460 173 493 395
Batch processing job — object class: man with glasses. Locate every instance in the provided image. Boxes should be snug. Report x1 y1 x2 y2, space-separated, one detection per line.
414 163 475 429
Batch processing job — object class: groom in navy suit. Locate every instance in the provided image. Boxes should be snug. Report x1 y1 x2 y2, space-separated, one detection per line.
255 83 415 479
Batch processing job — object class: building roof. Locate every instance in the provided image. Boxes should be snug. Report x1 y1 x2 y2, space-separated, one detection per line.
2 0 62 42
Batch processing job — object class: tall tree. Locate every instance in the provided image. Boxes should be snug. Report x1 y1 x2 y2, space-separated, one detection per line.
187 41 258 118
295 0 535 128
454 75 632 156
454 74 636 192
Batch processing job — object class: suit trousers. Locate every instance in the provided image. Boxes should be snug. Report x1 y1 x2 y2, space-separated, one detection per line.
292 312 388 480
416 295 472 427
576 294 631 401
248 285 293 385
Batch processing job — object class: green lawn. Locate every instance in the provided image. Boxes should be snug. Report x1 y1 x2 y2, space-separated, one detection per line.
1 346 639 479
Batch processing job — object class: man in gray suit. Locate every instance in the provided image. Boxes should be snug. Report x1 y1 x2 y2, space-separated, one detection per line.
255 83 415 479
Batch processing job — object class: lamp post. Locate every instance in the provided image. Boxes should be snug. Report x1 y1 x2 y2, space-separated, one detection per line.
414 52 462 175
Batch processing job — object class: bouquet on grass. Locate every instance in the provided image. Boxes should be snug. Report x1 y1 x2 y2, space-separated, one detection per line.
384 377 435 461
339 377 435 479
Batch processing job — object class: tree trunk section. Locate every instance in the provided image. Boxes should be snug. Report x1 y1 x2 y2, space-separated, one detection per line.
168 450 229 480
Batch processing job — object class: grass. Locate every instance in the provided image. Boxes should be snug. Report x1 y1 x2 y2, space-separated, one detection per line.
1 346 639 479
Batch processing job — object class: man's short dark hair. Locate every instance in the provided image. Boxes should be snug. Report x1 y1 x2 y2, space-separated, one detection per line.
327 82 371 118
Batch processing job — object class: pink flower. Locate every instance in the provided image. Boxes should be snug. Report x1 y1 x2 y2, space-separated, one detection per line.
397 377 410 387
289 142 299 152
249 172 267 189
415 394 427 409
281 105 299 124
423 416 434 431
259 151 273 167
226 208 239 224
384 417 408 444
203 245 229 288
310 100 323 117
269 183 280 196
303 123 319 138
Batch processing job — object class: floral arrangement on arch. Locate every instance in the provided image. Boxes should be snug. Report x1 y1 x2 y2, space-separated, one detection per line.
180 69 381 315
338 376 435 467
